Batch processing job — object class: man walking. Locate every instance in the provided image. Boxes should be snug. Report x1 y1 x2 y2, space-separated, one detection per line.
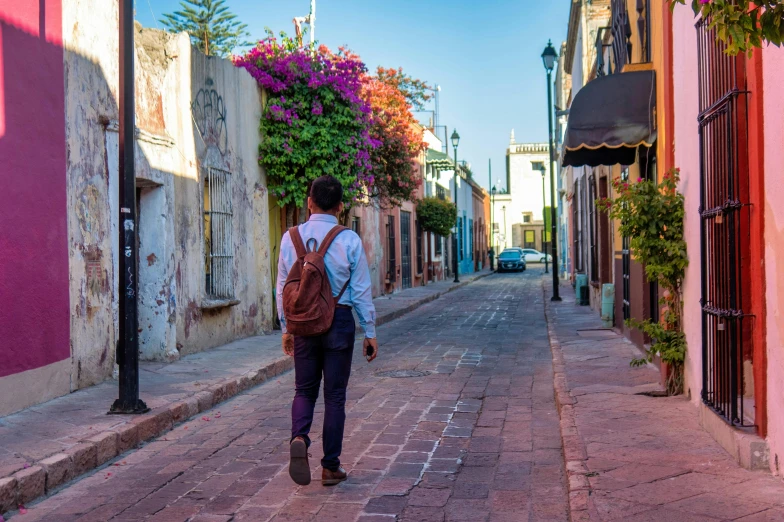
276 175 378 487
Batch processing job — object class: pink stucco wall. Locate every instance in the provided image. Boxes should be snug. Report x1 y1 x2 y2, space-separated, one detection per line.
763 45 784 475
671 6 703 404
0 1 70 377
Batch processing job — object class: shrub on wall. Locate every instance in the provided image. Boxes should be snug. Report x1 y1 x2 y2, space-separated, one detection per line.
234 35 377 210
417 197 457 237
598 168 688 394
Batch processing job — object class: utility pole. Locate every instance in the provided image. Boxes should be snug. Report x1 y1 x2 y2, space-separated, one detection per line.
309 0 316 47
293 0 316 49
111 0 148 414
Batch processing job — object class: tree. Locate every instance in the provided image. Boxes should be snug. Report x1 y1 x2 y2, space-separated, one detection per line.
598 168 688 394
161 0 252 58
417 197 457 237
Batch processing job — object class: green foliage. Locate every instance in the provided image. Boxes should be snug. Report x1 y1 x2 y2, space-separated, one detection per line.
669 0 784 55
598 168 688 394
599 169 687 292
161 0 252 57
234 35 376 209
417 197 457 237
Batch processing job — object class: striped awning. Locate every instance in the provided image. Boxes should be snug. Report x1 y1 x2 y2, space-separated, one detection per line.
426 149 454 170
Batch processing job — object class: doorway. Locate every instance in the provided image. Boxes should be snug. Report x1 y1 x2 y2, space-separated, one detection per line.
400 211 412 289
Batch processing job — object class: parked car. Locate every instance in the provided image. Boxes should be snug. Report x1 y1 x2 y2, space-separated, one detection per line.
497 250 526 272
521 248 552 263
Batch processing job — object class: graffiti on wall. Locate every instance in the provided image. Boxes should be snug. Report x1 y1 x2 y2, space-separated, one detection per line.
191 80 227 156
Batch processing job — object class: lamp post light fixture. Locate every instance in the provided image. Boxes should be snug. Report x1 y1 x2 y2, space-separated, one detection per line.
451 129 460 284
542 40 561 302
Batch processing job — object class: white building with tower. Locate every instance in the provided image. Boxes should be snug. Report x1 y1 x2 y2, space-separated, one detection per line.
490 131 553 256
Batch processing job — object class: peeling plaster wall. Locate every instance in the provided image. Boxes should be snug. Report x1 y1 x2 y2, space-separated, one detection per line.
60 1 271 401
173 45 272 354
352 204 383 298
63 0 121 389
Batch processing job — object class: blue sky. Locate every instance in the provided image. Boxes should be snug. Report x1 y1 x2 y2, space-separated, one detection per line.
135 0 570 191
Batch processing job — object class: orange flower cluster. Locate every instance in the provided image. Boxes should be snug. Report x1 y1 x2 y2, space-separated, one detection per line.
363 67 428 207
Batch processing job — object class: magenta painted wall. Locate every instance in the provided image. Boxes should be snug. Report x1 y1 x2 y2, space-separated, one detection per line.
0 0 69 378
671 6 703 404
762 45 784 475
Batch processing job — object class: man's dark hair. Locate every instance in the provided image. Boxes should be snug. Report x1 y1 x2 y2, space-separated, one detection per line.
310 175 343 211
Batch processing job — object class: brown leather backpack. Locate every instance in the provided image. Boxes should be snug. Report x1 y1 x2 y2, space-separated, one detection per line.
282 225 350 337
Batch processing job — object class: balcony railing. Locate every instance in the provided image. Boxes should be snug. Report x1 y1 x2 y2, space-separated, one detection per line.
596 0 650 77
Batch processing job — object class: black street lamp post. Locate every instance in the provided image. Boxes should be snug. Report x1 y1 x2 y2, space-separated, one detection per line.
542 40 561 302
111 0 149 415
451 129 460 284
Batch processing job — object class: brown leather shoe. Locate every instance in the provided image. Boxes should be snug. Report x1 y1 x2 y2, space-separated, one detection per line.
322 466 347 486
289 437 311 486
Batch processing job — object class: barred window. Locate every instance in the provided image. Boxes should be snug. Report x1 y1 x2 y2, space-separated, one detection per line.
387 215 396 282
589 175 598 283
351 216 360 235
435 234 442 256
436 184 446 200
203 167 234 299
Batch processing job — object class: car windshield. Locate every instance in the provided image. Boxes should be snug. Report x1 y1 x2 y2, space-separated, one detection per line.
499 252 519 259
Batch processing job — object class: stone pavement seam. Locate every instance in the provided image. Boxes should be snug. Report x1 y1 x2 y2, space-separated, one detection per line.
543 280 592 522
0 270 494 518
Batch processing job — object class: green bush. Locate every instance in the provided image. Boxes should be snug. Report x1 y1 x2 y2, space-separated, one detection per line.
417 197 457 237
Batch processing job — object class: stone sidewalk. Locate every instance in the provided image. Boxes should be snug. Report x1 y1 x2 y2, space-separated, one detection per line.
0 269 491 517
544 281 784 521
5 269 563 522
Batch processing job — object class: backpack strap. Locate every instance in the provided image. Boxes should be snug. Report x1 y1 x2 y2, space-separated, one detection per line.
335 279 350 303
317 225 349 255
288 226 307 259
319 225 351 304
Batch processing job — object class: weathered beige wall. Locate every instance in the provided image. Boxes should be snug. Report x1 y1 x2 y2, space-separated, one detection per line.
64 0 120 389
174 45 273 353
58 0 272 406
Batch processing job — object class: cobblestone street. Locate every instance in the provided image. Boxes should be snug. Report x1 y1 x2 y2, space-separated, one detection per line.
18 269 568 522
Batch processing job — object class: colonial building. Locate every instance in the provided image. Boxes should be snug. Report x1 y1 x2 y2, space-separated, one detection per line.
491 136 552 256
559 0 784 476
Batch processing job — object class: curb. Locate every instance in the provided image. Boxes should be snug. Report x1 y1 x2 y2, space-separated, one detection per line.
0 356 293 516
543 281 593 522
0 270 494 516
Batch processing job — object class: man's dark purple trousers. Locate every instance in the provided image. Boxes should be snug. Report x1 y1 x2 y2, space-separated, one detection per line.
291 307 355 472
